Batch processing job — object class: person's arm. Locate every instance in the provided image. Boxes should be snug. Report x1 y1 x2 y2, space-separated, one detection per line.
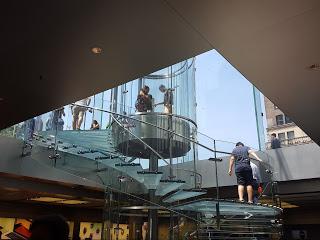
153 102 164 106
248 149 263 162
228 156 235 176
86 98 91 106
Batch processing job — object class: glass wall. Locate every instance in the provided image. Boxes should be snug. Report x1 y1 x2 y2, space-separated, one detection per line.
111 58 196 121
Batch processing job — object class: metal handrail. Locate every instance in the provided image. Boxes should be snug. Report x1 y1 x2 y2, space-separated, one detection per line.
134 111 197 128
75 103 216 154
110 112 203 187
73 104 271 165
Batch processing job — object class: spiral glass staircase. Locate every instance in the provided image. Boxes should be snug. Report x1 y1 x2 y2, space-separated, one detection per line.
7 102 282 240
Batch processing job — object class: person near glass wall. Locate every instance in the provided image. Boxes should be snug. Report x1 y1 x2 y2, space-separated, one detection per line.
228 142 263 203
135 86 152 112
157 84 174 114
72 97 91 130
90 120 100 130
52 107 65 131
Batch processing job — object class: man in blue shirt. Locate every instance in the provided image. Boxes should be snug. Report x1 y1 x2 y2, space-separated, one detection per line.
228 142 263 203
271 133 281 149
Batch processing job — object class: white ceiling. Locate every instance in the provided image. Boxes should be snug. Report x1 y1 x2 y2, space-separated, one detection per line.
1 0 319 143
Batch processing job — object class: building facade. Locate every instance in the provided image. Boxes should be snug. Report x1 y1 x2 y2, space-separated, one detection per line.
264 97 311 148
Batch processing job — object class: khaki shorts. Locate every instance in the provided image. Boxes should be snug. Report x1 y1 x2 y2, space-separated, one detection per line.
73 106 86 118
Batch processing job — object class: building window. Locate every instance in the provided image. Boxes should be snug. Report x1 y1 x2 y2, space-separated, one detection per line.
276 114 284 125
285 116 293 124
287 131 295 140
278 132 285 141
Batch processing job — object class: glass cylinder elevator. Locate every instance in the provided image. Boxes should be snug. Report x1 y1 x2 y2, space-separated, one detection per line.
111 58 197 164
109 58 198 240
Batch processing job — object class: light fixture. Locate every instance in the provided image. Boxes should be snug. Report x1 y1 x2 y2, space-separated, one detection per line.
60 200 88 205
307 64 320 71
30 197 65 203
29 197 88 205
91 47 103 54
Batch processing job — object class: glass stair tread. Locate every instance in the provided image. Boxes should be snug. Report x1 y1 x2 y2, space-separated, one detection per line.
155 180 186 196
113 163 145 183
172 198 282 217
163 189 207 203
39 130 117 153
137 171 163 190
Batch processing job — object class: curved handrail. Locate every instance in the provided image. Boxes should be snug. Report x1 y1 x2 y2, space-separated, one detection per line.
111 113 166 163
72 103 276 189
110 112 203 186
134 111 197 128
73 104 272 165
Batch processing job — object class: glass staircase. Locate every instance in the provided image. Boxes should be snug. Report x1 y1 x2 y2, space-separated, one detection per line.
7 104 283 239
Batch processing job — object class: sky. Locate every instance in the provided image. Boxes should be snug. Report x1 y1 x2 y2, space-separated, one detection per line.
195 49 263 151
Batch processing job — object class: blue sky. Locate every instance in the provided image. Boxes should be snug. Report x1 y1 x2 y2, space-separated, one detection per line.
195 50 261 150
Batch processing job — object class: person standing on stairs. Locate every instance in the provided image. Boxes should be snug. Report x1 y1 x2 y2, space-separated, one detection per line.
228 142 263 203
250 161 262 203
72 97 91 130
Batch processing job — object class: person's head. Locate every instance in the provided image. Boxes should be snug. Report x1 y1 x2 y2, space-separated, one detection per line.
29 215 69 240
271 133 276 139
235 142 244 147
159 84 166 93
142 85 150 94
92 120 98 125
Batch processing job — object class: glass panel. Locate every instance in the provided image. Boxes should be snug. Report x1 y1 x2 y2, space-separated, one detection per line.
163 190 207 203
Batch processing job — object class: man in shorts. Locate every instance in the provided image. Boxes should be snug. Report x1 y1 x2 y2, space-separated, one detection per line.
72 97 91 130
228 142 263 203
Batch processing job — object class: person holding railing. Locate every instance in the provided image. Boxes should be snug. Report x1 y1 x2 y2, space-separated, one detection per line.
228 142 263 203
156 84 174 114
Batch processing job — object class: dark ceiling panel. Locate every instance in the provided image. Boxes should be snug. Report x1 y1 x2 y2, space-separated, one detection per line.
1 0 319 145
0 0 210 129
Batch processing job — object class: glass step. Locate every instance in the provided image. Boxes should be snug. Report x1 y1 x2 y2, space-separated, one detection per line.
172 199 282 217
114 163 144 183
39 130 117 154
137 171 163 189
163 189 207 203
155 180 186 196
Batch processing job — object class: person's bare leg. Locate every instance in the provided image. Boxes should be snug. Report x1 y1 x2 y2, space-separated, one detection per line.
238 185 245 201
247 185 253 203
77 111 85 130
72 114 78 130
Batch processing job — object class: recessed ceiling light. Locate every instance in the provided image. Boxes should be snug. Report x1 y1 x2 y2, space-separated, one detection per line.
307 64 320 71
91 47 103 54
30 197 65 202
